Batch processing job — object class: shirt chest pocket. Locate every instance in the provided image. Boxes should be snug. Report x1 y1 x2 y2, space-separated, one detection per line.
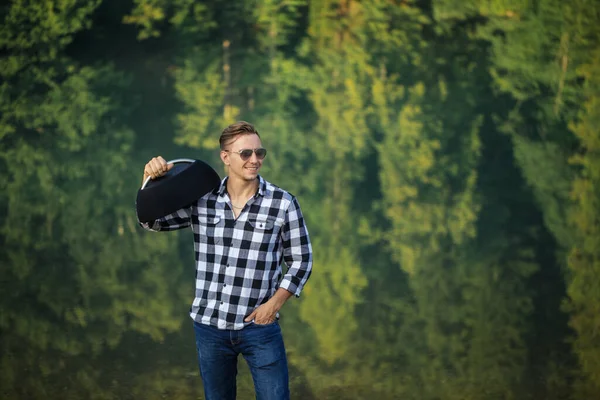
197 214 223 243
246 218 281 249
249 219 274 230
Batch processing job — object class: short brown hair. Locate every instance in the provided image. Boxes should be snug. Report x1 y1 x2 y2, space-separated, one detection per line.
219 121 260 149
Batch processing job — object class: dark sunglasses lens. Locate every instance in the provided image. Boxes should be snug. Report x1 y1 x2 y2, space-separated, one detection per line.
240 149 253 160
255 148 267 159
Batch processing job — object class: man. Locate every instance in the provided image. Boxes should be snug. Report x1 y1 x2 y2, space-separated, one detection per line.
139 121 313 400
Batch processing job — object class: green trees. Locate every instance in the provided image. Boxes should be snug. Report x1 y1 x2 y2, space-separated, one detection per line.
565 32 600 398
1 0 599 398
0 1 190 397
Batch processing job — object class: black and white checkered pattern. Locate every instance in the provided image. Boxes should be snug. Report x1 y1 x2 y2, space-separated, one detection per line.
140 175 313 330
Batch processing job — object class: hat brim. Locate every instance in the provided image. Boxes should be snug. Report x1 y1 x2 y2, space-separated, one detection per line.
136 159 221 223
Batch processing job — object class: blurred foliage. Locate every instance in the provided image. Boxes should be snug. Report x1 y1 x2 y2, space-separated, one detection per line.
1 0 599 399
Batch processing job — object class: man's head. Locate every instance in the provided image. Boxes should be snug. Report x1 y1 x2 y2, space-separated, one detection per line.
219 121 267 182
219 121 260 150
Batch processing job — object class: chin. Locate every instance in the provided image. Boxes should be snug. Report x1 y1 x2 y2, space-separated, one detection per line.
242 168 259 178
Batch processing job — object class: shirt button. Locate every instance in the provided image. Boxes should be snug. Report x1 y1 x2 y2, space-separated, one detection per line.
220 301 224 305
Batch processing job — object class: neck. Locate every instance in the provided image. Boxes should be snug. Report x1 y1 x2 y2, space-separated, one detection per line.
226 175 259 200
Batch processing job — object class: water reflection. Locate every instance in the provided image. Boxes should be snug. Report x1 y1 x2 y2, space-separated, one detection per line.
0 235 569 400
2 0 597 399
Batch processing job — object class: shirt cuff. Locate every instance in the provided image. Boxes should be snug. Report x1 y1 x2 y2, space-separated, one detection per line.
279 277 302 298
140 220 160 231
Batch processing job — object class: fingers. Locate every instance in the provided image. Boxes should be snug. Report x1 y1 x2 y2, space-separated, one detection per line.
245 307 276 324
254 316 276 324
144 156 171 180
244 310 257 322
255 317 275 325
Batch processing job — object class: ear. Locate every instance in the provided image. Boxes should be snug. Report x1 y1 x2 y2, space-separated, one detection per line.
219 150 230 165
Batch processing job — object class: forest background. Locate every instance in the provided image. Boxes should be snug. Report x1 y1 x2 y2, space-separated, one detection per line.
1 0 599 399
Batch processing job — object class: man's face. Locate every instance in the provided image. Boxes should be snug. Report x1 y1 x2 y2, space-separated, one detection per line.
220 133 265 182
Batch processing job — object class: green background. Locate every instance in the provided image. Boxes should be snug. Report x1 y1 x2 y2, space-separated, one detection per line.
1 0 599 399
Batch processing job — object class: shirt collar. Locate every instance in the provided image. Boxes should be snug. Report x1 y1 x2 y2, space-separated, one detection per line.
216 175 268 198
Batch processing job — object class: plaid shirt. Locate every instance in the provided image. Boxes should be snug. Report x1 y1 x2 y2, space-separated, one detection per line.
141 175 313 330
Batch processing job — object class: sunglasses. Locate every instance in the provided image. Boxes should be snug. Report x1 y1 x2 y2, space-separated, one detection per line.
223 148 267 161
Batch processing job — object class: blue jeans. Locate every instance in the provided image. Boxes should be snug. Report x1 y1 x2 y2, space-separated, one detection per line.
193 320 290 400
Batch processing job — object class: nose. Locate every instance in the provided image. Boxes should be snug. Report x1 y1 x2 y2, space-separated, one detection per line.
248 151 259 163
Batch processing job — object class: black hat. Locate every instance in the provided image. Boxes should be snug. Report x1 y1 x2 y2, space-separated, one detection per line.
136 158 221 223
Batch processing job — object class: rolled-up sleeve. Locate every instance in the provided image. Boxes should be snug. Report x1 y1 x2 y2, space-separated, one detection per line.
279 197 313 297
138 206 193 232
